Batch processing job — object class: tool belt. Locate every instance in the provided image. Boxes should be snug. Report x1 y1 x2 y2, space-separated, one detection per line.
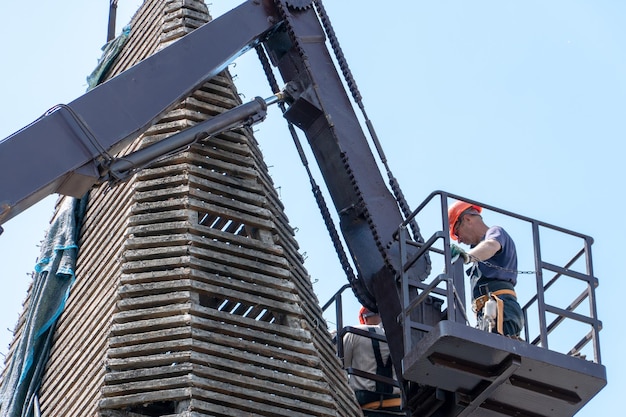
473 289 516 312
472 289 517 335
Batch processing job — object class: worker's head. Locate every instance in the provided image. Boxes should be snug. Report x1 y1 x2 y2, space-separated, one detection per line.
448 200 484 244
358 306 381 325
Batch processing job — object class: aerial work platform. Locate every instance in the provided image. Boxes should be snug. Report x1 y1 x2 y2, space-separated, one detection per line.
403 320 606 417
394 191 606 416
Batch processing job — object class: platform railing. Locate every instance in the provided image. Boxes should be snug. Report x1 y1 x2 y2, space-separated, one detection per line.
396 190 602 364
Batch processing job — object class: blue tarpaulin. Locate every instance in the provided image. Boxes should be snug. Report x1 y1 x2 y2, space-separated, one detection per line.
86 25 131 90
0 197 86 417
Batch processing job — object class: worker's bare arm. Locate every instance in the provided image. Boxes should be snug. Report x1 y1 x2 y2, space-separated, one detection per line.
468 239 501 262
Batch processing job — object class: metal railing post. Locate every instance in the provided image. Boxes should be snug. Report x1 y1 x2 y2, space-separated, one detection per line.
531 221 549 349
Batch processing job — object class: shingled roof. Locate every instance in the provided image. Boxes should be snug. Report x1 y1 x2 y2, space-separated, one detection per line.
1 1 362 416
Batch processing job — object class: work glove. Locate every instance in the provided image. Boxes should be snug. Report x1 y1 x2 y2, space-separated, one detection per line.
450 243 470 264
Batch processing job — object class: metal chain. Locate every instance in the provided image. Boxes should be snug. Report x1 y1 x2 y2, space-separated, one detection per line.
313 0 419 230
254 39 377 310
313 0 431 280
474 259 535 275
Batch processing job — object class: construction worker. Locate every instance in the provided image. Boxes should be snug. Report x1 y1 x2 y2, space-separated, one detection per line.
448 201 524 337
343 307 403 416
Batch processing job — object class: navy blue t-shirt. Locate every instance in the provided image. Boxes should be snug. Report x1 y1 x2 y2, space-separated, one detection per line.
475 225 517 285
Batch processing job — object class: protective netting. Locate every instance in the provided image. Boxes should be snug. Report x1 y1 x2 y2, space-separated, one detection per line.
86 25 131 90
0 196 86 417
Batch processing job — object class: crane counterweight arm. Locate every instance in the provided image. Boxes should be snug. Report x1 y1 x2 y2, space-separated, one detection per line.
0 0 279 226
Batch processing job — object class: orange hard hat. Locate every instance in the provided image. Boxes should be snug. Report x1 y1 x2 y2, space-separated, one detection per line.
448 200 482 241
358 306 376 324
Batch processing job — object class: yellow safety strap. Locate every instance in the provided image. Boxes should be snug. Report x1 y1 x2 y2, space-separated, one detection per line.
361 397 402 410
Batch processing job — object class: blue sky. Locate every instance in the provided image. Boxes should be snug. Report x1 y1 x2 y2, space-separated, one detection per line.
0 1 623 415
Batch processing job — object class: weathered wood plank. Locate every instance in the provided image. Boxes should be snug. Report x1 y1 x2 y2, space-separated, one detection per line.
190 138 257 167
103 363 194 385
189 383 337 417
103 368 337 415
116 290 193 312
124 234 288 269
127 218 191 233
106 340 193 361
128 193 276 230
121 265 294 296
126 234 287 267
120 256 295 292
164 4 209 29
125 220 284 256
176 295 309 339
139 163 261 194
188 255 293 286
189 397 303 417
117 272 296 308
189 315 316 355
189 173 268 207
107 343 322 379
188 188 271 218
109 325 191 347
102 374 192 397
115 279 300 317
106 351 192 372
98 387 192 410
107 332 319 367
184 152 260 178
188 89 240 113
104 357 329 396
110 314 192 337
